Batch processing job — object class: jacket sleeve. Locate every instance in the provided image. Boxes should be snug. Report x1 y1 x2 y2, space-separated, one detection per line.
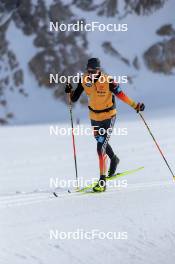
71 79 84 102
109 81 137 109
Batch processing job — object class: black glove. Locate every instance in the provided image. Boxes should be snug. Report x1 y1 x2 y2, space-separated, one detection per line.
135 103 145 113
65 83 73 93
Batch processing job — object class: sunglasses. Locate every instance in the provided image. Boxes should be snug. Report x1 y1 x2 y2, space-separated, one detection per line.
87 69 99 74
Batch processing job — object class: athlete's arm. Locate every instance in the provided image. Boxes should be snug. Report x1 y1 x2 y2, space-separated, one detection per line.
65 79 84 102
109 81 137 109
71 80 84 102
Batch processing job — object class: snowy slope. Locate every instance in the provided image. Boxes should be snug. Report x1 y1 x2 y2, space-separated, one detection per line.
71 0 175 118
0 115 175 263
2 0 175 125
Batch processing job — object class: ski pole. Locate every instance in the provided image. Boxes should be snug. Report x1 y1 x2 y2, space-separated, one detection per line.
67 91 79 188
139 112 175 181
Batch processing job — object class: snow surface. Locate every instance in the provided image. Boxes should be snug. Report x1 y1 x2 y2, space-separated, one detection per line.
0 114 175 263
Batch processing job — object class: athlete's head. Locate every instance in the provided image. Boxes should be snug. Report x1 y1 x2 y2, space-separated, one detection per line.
87 58 100 78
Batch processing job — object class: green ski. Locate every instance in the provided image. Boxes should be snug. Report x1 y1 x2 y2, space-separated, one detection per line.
77 166 144 193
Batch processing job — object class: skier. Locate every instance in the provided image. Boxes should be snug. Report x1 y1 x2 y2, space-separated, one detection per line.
65 58 145 192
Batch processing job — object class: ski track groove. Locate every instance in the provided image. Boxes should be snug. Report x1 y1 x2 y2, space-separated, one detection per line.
0 181 174 208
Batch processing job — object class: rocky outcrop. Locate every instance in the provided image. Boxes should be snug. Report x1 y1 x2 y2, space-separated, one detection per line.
0 0 89 122
73 0 118 17
144 38 175 74
15 0 89 97
73 0 166 16
102 42 130 66
124 0 166 15
133 56 140 70
156 24 175 36
0 20 24 124
0 0 172 124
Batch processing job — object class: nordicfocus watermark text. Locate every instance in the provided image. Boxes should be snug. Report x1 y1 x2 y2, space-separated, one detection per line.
50 21 128 32
50 229 128 240
50 177 127 189
50 73 128 84
49 125 128 137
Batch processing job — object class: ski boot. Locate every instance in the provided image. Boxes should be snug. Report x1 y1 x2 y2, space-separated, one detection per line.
93 175 106 192
108 155 120 178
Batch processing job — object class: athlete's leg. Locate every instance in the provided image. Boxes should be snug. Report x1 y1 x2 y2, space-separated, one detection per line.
97 116 120 176
102 117 116 160
91 115 116 176
106 144 115 159
92 119 116 159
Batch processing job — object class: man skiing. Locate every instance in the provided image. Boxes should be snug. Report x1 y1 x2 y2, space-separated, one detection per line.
65 58 145 192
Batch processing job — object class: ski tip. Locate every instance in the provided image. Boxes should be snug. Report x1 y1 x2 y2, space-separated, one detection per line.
53 192 58 197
